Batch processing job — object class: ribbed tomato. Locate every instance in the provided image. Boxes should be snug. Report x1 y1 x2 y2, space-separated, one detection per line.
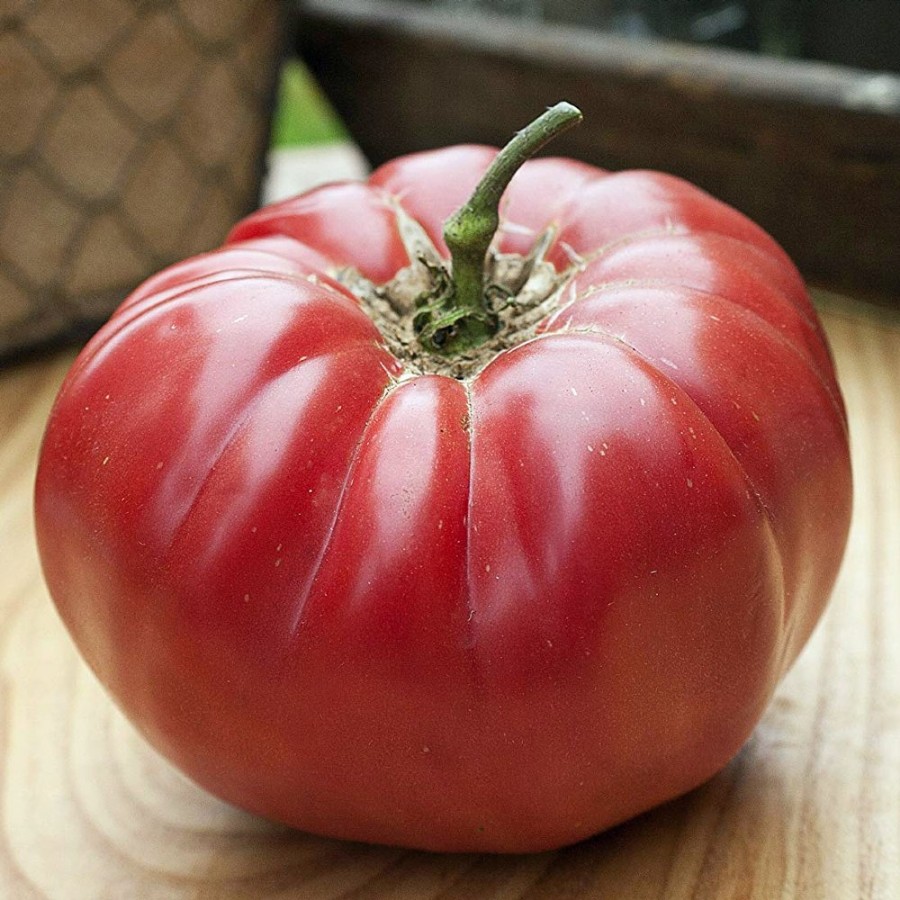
35 105 851 852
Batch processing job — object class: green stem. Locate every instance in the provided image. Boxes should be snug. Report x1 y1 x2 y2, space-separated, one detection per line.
415 102 583 356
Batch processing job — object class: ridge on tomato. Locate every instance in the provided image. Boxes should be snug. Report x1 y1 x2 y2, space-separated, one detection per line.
35 104 851 853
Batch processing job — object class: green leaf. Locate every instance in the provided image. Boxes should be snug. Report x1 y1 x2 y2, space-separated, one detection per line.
271 60 348 148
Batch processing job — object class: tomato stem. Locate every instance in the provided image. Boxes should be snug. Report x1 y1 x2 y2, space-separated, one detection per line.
414 102 583 356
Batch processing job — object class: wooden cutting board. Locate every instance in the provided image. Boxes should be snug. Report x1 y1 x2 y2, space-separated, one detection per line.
1 299 898 899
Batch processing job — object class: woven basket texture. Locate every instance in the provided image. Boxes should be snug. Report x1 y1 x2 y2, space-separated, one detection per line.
0 0 283 358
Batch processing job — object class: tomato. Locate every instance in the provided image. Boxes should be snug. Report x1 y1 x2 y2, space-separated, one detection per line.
35 105 851 852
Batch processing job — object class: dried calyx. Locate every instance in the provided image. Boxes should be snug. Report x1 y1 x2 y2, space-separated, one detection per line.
336 214 574 380
337 102 584 379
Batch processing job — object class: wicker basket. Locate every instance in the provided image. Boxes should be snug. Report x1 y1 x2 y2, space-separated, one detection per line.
0 0 285 359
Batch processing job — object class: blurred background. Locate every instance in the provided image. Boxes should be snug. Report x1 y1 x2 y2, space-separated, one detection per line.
404 0 900 71
1 0 898 362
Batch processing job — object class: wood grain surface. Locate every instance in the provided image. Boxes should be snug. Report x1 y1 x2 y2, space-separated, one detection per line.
1 301 898 898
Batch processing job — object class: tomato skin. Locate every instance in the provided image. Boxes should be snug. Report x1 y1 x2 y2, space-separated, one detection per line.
35 146 851 853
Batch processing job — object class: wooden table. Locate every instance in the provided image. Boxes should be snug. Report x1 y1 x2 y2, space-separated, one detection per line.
1 153 898 897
